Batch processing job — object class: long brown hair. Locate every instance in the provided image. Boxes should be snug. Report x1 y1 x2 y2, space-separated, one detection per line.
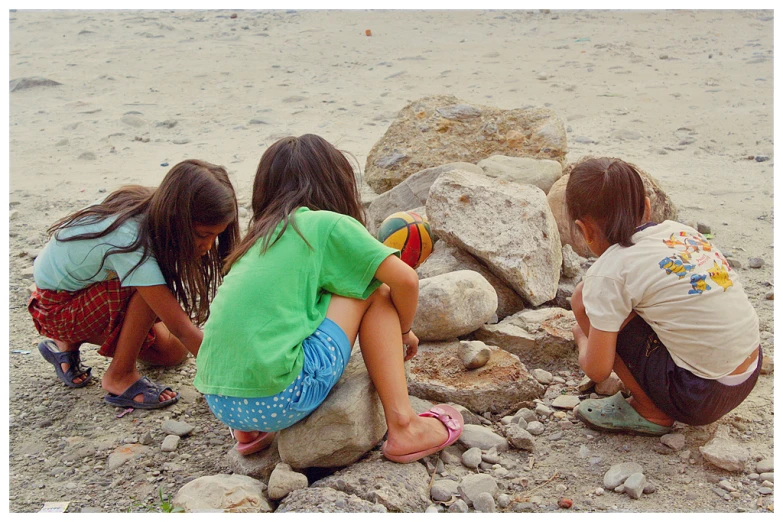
224 134 365 272
565 157 647 248
49 159 240 325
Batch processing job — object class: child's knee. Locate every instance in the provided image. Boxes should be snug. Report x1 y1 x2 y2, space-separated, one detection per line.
370 283 392 302
571 281 586 316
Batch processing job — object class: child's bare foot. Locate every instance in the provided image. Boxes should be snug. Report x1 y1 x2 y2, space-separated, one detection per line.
627 396 674 427
383 405 463 462
384 415 449 457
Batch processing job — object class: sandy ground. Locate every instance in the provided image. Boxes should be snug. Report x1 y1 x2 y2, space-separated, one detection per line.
5 8 775 513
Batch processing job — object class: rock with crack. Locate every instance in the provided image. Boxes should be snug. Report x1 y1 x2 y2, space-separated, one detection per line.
427 168 562 306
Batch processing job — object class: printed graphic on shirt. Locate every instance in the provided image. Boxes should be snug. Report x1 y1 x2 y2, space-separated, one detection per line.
707 260 733 292
659 230 733 294
688 273 711 294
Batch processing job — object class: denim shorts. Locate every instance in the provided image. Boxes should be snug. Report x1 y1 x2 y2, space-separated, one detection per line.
204 318 352 432
616 315 761 425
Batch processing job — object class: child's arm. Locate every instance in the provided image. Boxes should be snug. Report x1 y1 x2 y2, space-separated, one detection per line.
573 322 617 383
374 255 420 358
135 285 203 356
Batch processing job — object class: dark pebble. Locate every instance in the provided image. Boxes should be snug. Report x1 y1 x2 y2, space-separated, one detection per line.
727 258 742 269
161 163 169 167
755 155 770 162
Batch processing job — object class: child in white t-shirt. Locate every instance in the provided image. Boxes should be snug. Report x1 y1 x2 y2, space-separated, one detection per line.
566 157 761 435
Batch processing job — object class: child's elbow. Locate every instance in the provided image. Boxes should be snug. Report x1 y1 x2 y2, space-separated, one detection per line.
579 354 613 383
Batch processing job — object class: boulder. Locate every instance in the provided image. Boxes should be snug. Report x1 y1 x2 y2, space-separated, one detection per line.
367 162 483 230
427 169 562 306
364 94 567 193
312 452 430 512
547 164 678 258
475 307 576 370
477 155 564 194
416 243 526 320
414 270 498 341
276 487 387 513
277 351 387 468
407 340 544 413
173 474 273 513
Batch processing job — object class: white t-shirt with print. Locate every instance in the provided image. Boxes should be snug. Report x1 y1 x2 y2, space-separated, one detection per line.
582 220 759 379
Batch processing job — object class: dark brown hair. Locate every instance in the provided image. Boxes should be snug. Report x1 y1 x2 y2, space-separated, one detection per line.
565 157 647 248
49 159 240 325
224 134 365 272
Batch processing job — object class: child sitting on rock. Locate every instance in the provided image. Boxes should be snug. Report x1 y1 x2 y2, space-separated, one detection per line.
193 134 463 460
566 157 761 435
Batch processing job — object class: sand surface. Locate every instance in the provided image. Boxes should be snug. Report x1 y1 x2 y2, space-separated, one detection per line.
6 9 775 513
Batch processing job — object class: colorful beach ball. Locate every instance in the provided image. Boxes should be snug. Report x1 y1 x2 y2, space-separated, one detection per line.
377 211 433 269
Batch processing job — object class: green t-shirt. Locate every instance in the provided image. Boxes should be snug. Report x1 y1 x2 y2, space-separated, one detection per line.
193 207 398 397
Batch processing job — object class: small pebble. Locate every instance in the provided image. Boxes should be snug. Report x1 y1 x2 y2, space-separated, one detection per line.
448 499 469 513
758 487 773 495
558 498 573 509
748 257 765 269
755 155 770 162
761 480 773 488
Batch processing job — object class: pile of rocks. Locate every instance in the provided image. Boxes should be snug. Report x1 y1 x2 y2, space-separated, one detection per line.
168 95 681 512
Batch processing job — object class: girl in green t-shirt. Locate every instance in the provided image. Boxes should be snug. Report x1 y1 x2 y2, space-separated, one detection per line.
195 134 464 462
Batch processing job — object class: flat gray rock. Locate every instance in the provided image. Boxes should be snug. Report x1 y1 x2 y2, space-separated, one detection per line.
312 452 430 512
276 487 387 513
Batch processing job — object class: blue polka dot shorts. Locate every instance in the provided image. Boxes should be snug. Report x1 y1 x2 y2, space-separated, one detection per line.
204 317 352 433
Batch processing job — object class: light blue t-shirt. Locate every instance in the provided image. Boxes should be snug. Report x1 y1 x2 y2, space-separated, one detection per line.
33 216 166 292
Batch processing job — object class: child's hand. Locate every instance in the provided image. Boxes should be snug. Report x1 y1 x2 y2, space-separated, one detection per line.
402 330 419 361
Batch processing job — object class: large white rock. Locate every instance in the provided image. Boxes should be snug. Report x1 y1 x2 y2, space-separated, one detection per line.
367 162 483 230
414 270 498 341
416 242 525 319
699 425 750 472
407 340 544 413
427 169 562 306
172 474 273 513
475 307 576 369
277 351 387 468
477 155 564 194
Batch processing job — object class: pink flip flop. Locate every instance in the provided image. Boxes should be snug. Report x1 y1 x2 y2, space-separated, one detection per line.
235 431 275 456
382 404 464 464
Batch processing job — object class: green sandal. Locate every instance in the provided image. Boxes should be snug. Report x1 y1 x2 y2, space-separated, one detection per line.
575 392 672 436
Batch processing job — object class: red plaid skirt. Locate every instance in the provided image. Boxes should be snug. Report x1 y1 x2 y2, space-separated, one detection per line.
27 280 156 357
